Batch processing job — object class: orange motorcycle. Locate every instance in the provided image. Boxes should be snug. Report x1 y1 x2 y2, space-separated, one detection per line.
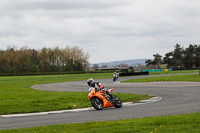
88 87 122 110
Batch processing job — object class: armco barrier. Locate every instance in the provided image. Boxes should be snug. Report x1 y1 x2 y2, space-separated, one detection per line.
142 69 172 72
119 72 149 76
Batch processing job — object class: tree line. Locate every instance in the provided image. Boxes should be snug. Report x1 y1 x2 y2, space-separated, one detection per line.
0 46 89 73
145 44 200 69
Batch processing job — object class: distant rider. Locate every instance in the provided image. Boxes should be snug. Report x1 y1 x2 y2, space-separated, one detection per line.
113 70 119 78
87 78 114 99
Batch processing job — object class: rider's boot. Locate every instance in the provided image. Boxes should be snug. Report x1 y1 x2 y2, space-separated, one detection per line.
106 91 114 103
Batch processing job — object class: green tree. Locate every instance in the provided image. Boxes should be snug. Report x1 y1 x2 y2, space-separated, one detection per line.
145 53 162 69
39 47 50 72
0 45 90 73
0 50 4 72
153 53 162 69
29 49 39 72
163 52 173 68
4 47 17 73
172 44 183 68
194 44 200 68
182 44 195 68
145 59 155 68
17 47 32 73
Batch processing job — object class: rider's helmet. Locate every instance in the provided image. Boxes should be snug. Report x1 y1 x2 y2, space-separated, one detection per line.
116 70 118 73
87 78 95 87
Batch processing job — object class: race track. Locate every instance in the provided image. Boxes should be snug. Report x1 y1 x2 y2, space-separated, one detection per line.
0 74 200 130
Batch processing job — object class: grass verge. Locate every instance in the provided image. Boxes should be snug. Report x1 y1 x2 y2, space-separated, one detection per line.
1 112 199 133
0 73 151 115
122 74 200 83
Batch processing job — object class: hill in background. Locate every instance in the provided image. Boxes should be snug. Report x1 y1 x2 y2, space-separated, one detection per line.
91 59 148 68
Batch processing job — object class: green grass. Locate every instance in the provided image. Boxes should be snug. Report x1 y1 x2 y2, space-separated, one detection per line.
122 74 200 83
0 70 198 115
1 71 199 132
0 73 151 115
1 112 199 133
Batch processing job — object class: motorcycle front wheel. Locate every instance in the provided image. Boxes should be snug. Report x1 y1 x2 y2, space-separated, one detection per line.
113 96 122 108
91 97 103 110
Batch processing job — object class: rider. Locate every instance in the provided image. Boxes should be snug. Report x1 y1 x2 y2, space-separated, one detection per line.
87 78 114 99
113 70 119 78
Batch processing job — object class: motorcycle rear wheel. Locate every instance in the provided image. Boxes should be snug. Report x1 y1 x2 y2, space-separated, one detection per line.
91 97 103 110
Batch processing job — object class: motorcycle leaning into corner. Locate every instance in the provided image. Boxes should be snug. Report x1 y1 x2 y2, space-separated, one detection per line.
88 87 122 110
113 71 119 81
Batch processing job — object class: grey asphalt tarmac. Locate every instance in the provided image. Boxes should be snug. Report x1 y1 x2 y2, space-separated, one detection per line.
0 73 200 130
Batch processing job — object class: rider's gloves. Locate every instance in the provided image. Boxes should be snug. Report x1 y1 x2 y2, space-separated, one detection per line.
100 85 104 89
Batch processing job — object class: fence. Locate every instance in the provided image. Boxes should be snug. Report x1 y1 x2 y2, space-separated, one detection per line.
142 69 173 72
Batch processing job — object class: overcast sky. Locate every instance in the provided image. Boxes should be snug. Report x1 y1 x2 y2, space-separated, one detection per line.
1 0 200 63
